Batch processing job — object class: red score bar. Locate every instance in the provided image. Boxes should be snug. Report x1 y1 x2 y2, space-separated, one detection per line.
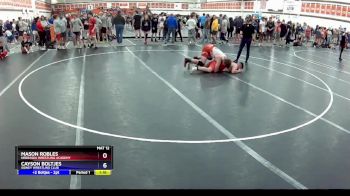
19 151 112 161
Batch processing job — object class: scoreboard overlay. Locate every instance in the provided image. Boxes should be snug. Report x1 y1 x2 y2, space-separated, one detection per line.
15 146 113 176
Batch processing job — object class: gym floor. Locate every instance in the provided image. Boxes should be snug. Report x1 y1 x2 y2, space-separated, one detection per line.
0 39 350 189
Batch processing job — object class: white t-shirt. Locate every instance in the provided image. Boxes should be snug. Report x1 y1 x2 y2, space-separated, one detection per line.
53 19 62 34
260 21 266 33
212 47 226 58
18 20 28 32
61 18 67 33
5 30 12 37
186 18 197 30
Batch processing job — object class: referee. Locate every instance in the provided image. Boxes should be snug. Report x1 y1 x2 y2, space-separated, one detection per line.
234 17 256 63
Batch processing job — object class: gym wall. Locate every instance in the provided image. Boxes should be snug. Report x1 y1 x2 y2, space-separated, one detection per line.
0 0 51 20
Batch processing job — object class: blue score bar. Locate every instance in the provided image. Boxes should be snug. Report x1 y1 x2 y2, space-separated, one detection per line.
18 170 70 176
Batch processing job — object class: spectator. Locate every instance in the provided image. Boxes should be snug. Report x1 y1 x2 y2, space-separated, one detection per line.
18 17 28 43
175 15 183 42
36 16 47 50
186 13 197 45
220 15 228 43
151 14 158 42
133 11 142 39
53 15 63 49
112 10 125 44
211 15 219 44
70 13 83 48
21 32 32 54
100 12 108 43
164 14 177 44
266 17 275 43
31 17 39 45
60 15 68 49
228 17 234 39
0 39 9 60
141 13 151 45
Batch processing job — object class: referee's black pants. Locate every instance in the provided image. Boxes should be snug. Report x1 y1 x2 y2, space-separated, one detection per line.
235 37 252 62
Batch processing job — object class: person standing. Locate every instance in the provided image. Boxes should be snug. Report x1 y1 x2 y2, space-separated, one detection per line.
305 25 312 46
36 16 47 50
211 15 219 44
112 10 125 45
158 13 165 40
60 15 68 49
0 20 3 39
100 12 109 43
80 14 88 48
133 11 142 39
285 21 293 46
53 15 63 49
266 17 275 43
164 14 177 44
95 14 102 42
234 17 255 63
199 13 206 38
151 14 158 42
201 15 211 44
66 14 72 39
18 17 28 43
279 20 287 47
141 14 151 45
234 16 244 42
258 18 266 46
220 15 228 43
31 17 39 45
162 15 168 41
227 17 234 39
186 13 197 45
339 32 347 61
87 12 98 49
71 14 83 48
175 15 183 42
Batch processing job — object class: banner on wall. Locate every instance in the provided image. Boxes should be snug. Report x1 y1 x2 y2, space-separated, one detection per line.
137 2 147 8
283 0 302 14
119 2 129 8
266 0 284 11
174 3 181 10
188 3 200 10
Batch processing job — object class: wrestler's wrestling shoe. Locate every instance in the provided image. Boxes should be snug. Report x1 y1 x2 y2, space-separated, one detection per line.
184 58 191 68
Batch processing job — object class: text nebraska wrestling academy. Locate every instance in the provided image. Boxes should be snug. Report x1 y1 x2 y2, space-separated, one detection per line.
19 152 71 160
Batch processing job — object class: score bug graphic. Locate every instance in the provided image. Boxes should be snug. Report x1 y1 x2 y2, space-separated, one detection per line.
16 146 114 176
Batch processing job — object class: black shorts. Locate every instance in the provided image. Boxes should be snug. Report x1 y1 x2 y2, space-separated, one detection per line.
235 27 241 34
101 27 107 34
19 31 24 36
152 28 158 33
134 25 141 30
266 30 274 36
142 28 150 33
73 32 81 37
